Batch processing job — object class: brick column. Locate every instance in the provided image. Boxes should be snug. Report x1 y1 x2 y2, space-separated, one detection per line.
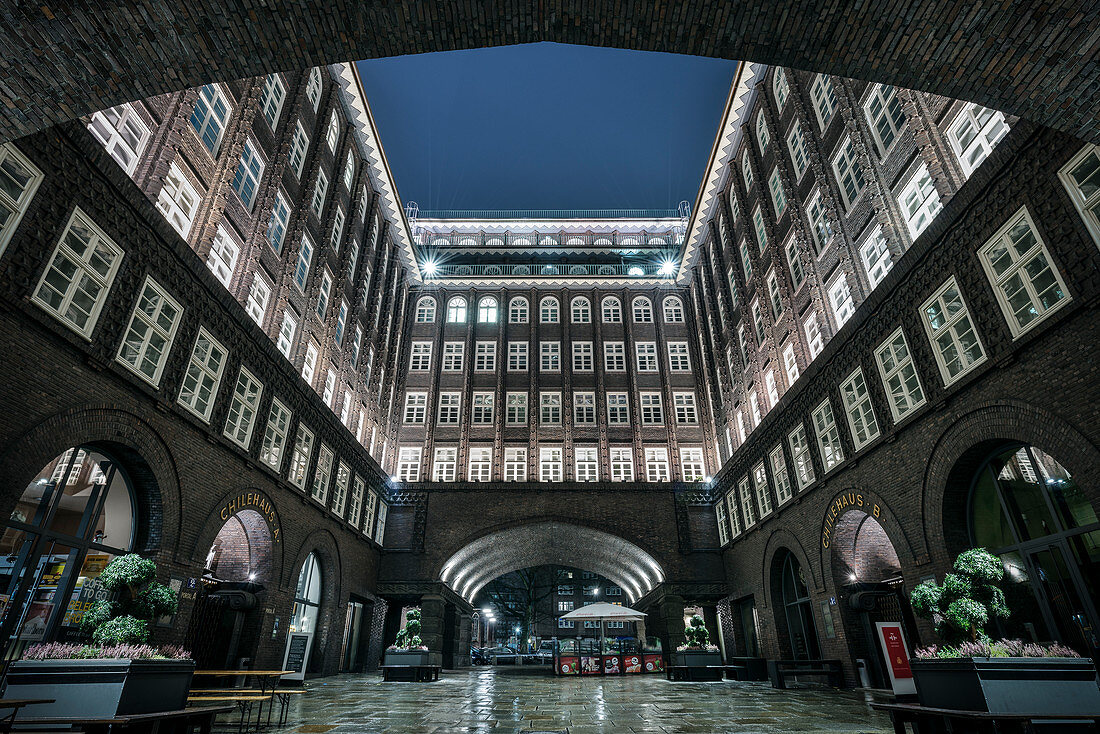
419 593 447 667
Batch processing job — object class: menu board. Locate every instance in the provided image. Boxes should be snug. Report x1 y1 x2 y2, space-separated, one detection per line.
282 632 313 682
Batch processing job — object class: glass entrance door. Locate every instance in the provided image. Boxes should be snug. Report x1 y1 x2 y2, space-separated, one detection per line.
1027 543 1100 657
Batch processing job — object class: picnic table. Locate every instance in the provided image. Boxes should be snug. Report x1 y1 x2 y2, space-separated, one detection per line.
191 670 298 729
871 701 1100 733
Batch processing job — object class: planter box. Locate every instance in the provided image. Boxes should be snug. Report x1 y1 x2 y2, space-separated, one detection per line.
383 650 430 666
911 657 1100 715
2 658 195 718
670 650 723 668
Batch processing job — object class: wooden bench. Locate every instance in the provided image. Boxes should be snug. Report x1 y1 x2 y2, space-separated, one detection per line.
14 704 233 734
185 695 270 733
666 665 725 681
189 688 304 727
871 701 1100 733
767 658 843 689
0 699 53 734
725 657 768 681
381 664 440 682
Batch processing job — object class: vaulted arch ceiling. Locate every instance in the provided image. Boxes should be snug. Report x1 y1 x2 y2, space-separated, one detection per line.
439 521 665 604
1 2 1098 144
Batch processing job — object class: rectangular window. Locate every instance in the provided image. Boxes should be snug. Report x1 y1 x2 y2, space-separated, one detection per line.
740 238 753 281
875 327 926 422
768 168 787 219
540 392 562 425
374 502 387 545
752 461 773 517
860 226 893 288
785 236 805 289
246 274 271 326
288 424 314 490
607 393 630 425
311 444 334 503
674 393 698 424
1060 144 1100 246
301 341 318 384
178 328 227 421
751 299 767 343
572 341 593 371
540 447 563 482
753 206 768 252
0 144 43 256
640 393 664 425
811 74 838 130
34 209 124 338
259 398 292 470
331 462 350 517
410 342 432 371
343 152 355 190
330 206 345 252
156 162 201 238
468 448 492 482
475 341 497 371
116 277 182 386
267 190 291 253
397 447 421 482
921 277 987 385
812 399 845 472
978 207 1070 337
667 342 691 372
504 447 527 482
804 313 824 358
727 492 742 538
644 448 670 482
316 269 332 319
766 271 783 318
348 475 365 527
899 164 942 239
841 367 881 450
471 392 495 424
206 226 240 287
738 323 751 365
506 392 527 425
788 423 815 489
443 342 464 371
190 84 230 154
289 122 309 179
540 341 561 372
276 310 297 358
786 120 809 179
742 155 754 190
635 342 658 372
749 391 762 426
231 138 264 209
716 500 730 546
949 103 1010 177
575 447 599 482
363 490 378 537
259 74 286 130
805 190 830 253
403 392 427 424
573 392 596 425
87 104 150 176
326 110 340 151
604 342 625 371
832 138 866 208
770 445 793 504
311 169 328 218
432 447 457 481
864 84 907 155
739 476 756 528
437 393 461 424
681 448 705 481
223 367 264 449
610 447 634 481
828 275 855 328
288 235 315 294
783 343 800 385
765 370 779 407
507 341 528 371
306 67 322 110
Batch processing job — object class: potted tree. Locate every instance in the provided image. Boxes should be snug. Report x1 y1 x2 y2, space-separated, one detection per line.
669 614 723 680
2 554 193 718
909 548 1099 715
383 607 430 667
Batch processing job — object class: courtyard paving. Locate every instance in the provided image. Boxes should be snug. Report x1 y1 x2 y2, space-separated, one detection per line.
269 667 893 733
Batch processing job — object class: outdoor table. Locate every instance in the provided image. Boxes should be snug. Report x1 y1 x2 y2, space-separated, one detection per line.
192 670 294 729
0 699 54 733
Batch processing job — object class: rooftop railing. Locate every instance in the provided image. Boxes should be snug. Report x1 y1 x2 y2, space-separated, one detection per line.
416 208 681 220
417 231 680 249
424 262 675 279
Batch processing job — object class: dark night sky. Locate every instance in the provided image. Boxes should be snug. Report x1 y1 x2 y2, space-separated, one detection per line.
356 43 737 213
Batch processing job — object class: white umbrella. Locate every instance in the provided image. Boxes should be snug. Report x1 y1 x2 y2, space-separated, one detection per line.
559 602 646 622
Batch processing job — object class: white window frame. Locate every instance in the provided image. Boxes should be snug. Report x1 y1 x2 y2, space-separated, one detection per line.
601 297 622 323
840 367 881 450
540 296 560 323
506 392 528 425
403 392 427 424
1059 143 1100 246
504 447 527 481
788 423 815 489
948 103 1010 178
810 74 837 131
178 328 227 422
786 119 808 180
190 84 230 155
276 310 298 358
812 398 845 472
607 393 630 425
898 164 942 239
289 122 309 179
828 274 855 328
231 138 265 210
437 392 461 425
156 163 201 238
87 104 149 176
832 137 866 209
223 367 264 449
258 398 292 470
604 342 626 372
540 341 561 372
115 276 183 386
770 445 793 505
860 225 893 288
921 276 987 386
288 424 314 490
0 144 44 257
875 327 926 422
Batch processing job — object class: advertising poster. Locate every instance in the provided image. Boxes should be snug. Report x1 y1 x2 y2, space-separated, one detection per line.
580 656 601 675
603 655 621 674
875 622 916 695
624 654 642 674
557 656 579 675
643 654 664 673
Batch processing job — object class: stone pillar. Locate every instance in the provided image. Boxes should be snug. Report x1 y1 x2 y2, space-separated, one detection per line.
455 614 472 667
419 594 447 667
650 594 686 655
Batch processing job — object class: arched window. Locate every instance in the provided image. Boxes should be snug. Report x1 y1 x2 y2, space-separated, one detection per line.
570 297 591 323
477 296 498 323
290 552 323 677
446 296 467 323
540 297 559 323
1 446 136 651
780 553 821 660
602 297 622 323
632 297 653 323
663 297 685 323
969 444 1099 652
415 297 436 323
508 297 528 324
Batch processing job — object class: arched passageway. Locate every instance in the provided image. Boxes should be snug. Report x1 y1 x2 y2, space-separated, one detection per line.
1 2 1099 143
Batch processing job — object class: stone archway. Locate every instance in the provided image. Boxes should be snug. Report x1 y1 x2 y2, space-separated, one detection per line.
1 2 1099 143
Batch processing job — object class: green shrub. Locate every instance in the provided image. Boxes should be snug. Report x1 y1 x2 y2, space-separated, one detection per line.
910 548 1008 645
79 554 177 648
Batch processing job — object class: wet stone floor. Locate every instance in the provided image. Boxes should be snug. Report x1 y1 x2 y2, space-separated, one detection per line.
265 667 893 733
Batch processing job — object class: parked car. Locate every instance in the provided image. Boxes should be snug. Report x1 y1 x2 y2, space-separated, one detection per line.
485 645 520 664
470 646 490 665
525 641 554 663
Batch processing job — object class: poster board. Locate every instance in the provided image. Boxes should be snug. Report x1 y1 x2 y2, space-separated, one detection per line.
875 622 916 695
282 632 313 682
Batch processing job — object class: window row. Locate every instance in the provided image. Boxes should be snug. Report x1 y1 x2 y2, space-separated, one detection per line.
415 295 685 324
407 340 693 373
403 390 699 427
